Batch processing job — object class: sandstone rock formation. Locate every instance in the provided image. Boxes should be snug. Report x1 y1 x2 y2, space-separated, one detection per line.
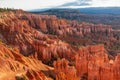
0 43 53 80
54 58 79 80
0 10 120 80
53 45 120 80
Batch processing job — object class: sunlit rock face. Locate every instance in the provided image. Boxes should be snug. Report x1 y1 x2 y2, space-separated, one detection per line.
0 43 51 80
54 59 79 80
0 10 115 56
54 45 120 80
0 10 120 80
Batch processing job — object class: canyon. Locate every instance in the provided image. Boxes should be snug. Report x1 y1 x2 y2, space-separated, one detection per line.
39 9 120 29
0 10 120 80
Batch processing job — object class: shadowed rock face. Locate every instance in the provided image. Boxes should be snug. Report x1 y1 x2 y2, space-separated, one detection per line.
0 10 120 80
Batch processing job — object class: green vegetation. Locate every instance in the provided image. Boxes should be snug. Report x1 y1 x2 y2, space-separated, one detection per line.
0 8 14 12
111 43 120 51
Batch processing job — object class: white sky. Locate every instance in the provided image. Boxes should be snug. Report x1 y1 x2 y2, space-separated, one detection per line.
0 0 120 10
0 0 75 10
91 0 120 7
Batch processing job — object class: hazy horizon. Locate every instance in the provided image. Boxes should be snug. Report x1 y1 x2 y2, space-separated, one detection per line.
0 0 120 10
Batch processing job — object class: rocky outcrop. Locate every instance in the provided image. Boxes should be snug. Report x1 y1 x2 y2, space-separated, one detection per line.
54 59 79 80
0 10 120 80
75 45 120 80
0 10 117 56
25 69 48 80
0 10 118 59
0 43 52 80
53 45 120 80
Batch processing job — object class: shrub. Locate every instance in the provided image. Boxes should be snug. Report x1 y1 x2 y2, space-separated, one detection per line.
0 8 14 12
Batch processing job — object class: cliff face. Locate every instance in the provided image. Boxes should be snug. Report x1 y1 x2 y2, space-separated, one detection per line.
0 10 117 55
54 59 78 80
0 10 120 80
0 43 52 80
54 45 120 80
40 9 120 29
